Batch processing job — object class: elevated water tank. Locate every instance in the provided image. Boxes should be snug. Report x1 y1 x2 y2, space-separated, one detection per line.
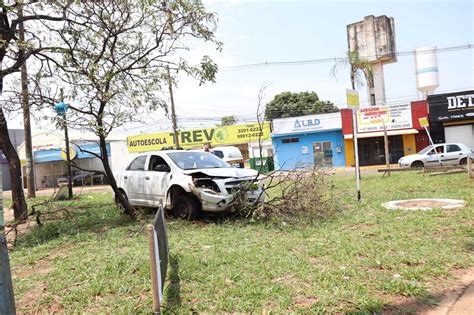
414 46 439 94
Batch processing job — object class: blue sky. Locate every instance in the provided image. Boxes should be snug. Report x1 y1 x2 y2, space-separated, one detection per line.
154 0 473 132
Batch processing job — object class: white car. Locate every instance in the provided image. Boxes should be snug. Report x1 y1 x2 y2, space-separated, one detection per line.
398 143 474 168
211 146 245 168
115 150 263 219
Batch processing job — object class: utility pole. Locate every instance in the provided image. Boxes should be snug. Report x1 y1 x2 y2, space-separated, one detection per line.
166 66 179 148
60 89 73 199
18 5 35 198
383 121 390 176
0 167 16 314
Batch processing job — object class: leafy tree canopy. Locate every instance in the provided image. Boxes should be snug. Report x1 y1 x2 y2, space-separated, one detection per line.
221 115 236 126
264 91 338 120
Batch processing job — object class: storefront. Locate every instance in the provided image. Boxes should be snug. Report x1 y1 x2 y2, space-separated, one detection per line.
271 112 345 170
18 131 127 190
427 90 474 149
341 102 428 166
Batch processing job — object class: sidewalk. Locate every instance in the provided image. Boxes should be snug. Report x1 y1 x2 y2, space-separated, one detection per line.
2 185 112 199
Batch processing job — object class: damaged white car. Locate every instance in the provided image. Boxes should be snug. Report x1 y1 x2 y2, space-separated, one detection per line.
115 150 264 219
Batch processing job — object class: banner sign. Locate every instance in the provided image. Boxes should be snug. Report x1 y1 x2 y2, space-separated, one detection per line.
272 112 341 135
128 122 271 153
346 89 360 109
357 104 412 133
428 90 474 123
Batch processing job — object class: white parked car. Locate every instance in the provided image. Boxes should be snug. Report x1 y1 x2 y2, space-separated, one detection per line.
115 150 263 219
398 143 474 168
211 146 245 168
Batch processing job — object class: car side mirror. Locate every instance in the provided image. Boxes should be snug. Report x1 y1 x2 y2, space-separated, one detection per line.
154 164 170 172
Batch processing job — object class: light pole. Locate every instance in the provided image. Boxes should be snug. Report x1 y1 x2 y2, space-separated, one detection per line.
53 95 73 199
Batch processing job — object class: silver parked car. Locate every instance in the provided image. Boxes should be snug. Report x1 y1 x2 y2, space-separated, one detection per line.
398 143 474 168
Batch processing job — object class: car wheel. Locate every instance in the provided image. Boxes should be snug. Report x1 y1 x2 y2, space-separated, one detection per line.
115 190 128 213
173 194 200 220
411 161 424 168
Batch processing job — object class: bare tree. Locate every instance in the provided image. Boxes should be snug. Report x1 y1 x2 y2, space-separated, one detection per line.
0 1 68 219
33 1 221 217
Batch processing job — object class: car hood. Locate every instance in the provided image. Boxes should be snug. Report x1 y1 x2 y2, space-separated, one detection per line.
399 154 424 161
183 167 258 178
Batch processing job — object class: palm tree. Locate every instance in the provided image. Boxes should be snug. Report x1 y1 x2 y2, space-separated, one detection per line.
332 50 374 91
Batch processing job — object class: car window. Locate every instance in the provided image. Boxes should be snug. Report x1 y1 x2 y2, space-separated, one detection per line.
167 152 230 170
212 150 224 159
434 145 444 154
149 155 169 171
446 144 461 153
128 155 147 171
418 145 433 154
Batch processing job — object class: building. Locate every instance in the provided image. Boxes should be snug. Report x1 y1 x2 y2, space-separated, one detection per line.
427 90 474 149
18 131 127 190
0 129 25 190
271 112 346 170
341 101 429 166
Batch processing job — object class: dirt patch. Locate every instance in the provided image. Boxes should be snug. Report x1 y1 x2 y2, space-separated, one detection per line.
383 199 465 211
386 267 474 314
293 295 319 308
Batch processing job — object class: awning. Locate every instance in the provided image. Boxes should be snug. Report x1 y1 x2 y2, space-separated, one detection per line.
344 129 419 140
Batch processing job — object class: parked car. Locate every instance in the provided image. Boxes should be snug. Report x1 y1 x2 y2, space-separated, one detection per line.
211 146 245 168
398 143 474 168
115 150 263 219
57 171 106 187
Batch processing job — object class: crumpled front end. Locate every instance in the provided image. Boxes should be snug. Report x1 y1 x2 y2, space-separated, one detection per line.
189 175 264 212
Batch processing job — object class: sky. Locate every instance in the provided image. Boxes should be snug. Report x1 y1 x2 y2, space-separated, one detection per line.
8 0 474 135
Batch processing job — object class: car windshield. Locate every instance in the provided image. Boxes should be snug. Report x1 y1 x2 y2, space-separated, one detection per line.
418 145 434 154
167 152 231 170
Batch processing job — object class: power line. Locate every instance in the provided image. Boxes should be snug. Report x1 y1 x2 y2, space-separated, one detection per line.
221 44 474 72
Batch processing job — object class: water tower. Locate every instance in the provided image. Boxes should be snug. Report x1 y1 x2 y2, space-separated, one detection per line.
347 15 397 106
414 46 439 98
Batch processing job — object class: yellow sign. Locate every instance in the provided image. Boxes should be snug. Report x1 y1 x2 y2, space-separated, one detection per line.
60 147 77 160
418 117 429 128
128 122 271 153
346 89 360 108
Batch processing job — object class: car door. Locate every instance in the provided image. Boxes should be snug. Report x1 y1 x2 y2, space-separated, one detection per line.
144 155 172 206
126 155 148 204
445 144 464 165
425 144 446 166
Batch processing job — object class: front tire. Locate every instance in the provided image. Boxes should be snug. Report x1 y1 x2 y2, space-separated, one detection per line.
173 194 200 220
115 190 128 213
411 161 424 168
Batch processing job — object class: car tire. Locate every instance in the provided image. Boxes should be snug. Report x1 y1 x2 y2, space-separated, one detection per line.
460 158 468 165
115 190 128 213
173 194 200 220
411 161 424 168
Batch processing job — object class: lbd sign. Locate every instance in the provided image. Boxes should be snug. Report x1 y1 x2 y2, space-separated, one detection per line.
272 112 342 135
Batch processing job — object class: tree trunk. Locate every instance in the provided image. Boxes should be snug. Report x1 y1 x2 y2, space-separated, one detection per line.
0 107 28 220
98 134 136 218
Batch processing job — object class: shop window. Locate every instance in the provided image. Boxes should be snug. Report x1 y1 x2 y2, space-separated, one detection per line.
446 144 461 153
127 155 147 171
282 137 299 144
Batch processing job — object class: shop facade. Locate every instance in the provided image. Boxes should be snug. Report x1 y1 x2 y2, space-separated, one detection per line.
427 90 474 149
272 112 345 170
341 102 428 166
18 131 127 190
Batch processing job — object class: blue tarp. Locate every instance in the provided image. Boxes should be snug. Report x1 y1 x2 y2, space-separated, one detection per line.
34 143 111 163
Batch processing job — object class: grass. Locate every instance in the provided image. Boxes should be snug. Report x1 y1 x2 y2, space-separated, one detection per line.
7 172 474 313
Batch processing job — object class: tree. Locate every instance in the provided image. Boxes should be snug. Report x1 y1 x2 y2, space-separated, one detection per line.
0 1 67 220
264 91 338 121
34 1 220 217
331 50 374 92
221 115 236 126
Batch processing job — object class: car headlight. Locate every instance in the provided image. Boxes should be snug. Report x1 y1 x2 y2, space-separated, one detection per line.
193 179 221 194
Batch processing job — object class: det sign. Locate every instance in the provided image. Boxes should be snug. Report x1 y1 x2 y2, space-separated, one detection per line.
418 117 429 128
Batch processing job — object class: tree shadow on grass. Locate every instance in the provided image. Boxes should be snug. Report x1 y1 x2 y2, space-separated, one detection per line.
165 254 181 311
14 203 137 248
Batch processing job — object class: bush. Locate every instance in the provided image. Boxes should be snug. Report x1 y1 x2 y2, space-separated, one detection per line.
229 168 341 225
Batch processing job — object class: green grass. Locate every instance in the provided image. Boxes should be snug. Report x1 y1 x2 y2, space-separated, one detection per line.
8 172 474 313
